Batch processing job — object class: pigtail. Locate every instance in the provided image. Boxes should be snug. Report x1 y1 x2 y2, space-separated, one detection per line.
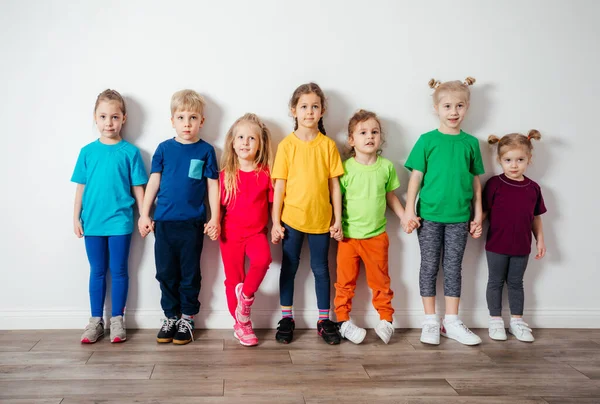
527 129 542 142
428 78 441 89
488 135 500 145
464 77 476 86
318 117 327 135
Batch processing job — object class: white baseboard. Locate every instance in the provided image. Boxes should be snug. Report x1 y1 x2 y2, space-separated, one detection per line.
1 308 599 329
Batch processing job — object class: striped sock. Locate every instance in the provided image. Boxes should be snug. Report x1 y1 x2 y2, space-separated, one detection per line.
281 306 293 319
318 309 329 322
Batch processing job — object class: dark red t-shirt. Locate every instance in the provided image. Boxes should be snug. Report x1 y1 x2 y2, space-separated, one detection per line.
483 174 547 256
220 168 273 240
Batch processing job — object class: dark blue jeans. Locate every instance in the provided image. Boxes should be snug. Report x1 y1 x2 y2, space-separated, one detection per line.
84 234 132 317
154 219 204 317
279 223 331 310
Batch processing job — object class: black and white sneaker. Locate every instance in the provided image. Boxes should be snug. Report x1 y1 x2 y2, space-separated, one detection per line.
173 318 195 345
156 317 178 343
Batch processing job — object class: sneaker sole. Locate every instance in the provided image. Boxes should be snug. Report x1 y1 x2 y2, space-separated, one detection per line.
111 336 126 343
508 330 534 342
156 337 173 343
420 337 440 345
344 330 366 344
234 331 258 347
172 339 192 345
489 333 508 341
440 331 482 346
81 333 104 344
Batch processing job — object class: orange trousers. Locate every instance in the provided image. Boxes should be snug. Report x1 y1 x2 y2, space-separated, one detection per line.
334 232 394 322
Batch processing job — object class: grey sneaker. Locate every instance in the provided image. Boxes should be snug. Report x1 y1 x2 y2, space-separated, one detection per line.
81 317 104 344
110 315 127 343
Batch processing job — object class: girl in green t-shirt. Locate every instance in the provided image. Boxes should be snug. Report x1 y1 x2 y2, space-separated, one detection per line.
403 77 485 346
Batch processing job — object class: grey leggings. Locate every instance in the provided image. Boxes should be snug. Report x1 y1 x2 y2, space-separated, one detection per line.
417 220 469 297
486 251 529 316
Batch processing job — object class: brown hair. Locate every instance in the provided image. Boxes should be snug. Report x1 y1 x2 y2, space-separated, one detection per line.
347 109 384 157
429 77 476 104
289 82 327 134
170 89 206 116
488 129 542 158
220 113 273 206
94 89 126 115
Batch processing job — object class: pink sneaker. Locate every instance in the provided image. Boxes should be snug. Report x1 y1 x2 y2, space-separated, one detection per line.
234 321 259 346
235 283 255 324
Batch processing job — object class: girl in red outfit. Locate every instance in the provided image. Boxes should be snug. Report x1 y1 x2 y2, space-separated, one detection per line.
219 113 273 346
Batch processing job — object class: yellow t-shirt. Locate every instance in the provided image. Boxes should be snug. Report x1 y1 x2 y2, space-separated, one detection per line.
272 132 344 233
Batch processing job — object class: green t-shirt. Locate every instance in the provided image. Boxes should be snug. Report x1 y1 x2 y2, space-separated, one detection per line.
404 129 484 223
340 156 400 239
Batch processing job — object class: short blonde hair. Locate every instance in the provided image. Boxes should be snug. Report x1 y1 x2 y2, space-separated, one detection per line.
170 89 206 116
429 77 476 104
488 130 542 158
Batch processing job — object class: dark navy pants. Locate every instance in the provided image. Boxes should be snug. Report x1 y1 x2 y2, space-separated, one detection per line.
154 219 204 317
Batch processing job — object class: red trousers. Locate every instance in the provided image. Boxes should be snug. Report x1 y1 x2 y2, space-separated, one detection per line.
334 232 394 322
220 230 272 319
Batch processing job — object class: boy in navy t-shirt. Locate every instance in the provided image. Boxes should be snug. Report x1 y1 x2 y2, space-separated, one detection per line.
139 89 220 345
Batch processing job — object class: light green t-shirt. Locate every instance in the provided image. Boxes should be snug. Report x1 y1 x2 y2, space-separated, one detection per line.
340 156 400 239
404 129 485 223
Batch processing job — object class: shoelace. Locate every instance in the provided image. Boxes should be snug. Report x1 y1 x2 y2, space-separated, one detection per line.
241 322 255 336
455 321 475 335
176 319 194 341
85 321 102 332
161 318 176 332
424 323 439 334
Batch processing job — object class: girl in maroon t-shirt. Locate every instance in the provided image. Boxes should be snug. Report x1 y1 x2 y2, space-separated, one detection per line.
219 113 274 346
483 130 547 343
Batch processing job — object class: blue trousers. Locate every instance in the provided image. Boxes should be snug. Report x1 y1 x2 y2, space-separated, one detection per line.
279 223 331 310
154 219 204 318
84 234 132 317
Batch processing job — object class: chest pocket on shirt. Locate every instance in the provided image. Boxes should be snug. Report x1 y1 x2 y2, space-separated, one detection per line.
189 159 205 180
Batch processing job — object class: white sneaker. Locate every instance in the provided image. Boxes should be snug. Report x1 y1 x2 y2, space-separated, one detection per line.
488 318 507 341
339 320 366 344
420 320 440 345
441 319 482 346
509 319 535 342
375 320 394 344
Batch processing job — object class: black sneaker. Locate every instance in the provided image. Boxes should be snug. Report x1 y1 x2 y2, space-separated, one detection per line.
275 317 295 344
317 319 341 345
173 318 195 345
156 317 178 343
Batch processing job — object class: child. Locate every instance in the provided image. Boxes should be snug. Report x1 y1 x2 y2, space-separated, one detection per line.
219 113 273 347
484 130 546 342
403 77 485 346
138 89 220 345
334 110 419 345
271 82 344 345
72 89 148 343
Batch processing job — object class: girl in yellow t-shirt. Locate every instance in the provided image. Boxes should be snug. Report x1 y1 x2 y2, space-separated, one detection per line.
271 82 344 345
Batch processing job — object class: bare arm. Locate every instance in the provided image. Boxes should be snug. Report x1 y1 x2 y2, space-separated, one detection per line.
132 185 145 216
73 184 85 237
138 173 161 237
470 176 483 238
329 177 343 240
386 191 406 220
204 178 220 240
532 216 546 259
402 170 423 232
271 179 286 243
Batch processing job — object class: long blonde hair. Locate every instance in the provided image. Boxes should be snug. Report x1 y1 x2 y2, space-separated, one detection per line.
220 113 273 206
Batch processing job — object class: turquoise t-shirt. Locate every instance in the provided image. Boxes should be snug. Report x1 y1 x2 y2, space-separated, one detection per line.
340 156 400 239
71 140 148 236
404 129 484 223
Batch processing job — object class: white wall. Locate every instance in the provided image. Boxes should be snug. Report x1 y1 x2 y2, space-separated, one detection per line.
1 0 598 330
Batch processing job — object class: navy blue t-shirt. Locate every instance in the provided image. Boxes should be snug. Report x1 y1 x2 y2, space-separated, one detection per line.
151 138 218 221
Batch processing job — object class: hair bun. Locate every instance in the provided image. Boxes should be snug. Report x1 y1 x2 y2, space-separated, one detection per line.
428 78 441 89
487 134 500 144
464 77 476 86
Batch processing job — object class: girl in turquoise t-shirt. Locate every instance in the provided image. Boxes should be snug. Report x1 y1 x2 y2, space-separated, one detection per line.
404 77 484 346
71 89 148 344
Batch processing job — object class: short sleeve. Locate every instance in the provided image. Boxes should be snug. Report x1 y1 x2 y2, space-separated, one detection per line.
130 148 148 186
470 139 485 176
534 185 547 216
482 177 498 212
150 144 164 174
386 162 401 192
204 146 219 180
71 148 87 184
339 170 348 195
272 143 289 180
328 142 344 178
404 136 426 173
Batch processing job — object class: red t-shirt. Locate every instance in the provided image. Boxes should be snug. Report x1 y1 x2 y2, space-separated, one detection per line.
220 168 273 239
483 174 547 256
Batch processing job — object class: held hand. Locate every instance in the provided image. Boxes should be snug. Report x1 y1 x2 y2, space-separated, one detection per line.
402 213 420 234
138 216 153 238
74 220 84 238
469 220 483 239
271 224 285 244
329 224 343 241
204 221 220 241
535 239 546 260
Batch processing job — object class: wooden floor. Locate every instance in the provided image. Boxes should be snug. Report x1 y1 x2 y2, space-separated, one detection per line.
0 328 599 403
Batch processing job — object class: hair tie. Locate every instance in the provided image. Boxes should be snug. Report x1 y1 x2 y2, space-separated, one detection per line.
527 134 532 140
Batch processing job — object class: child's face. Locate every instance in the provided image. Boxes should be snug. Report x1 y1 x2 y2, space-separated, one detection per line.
233 122 260 163
499 147 530 181
291 92 324 131
434 92 469 134
171 109 204 144
95 101 126 142
349 118 381 158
